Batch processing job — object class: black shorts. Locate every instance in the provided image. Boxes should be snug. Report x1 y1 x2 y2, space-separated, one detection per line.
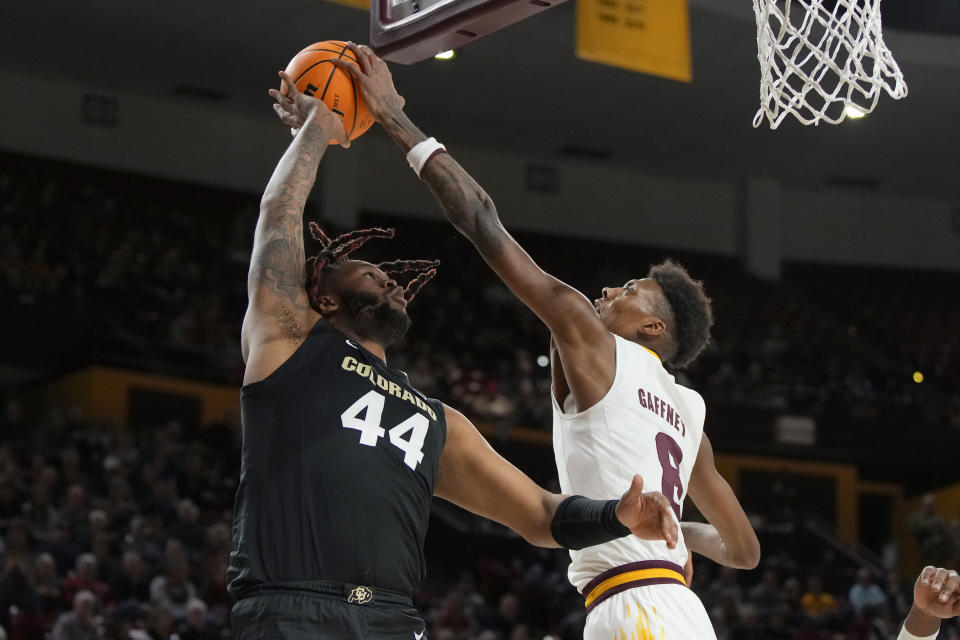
231 581 427 640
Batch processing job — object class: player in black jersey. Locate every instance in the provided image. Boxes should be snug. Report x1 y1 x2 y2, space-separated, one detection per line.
229 70 681 639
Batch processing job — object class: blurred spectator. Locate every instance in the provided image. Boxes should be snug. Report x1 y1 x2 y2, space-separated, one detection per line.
706 567 744 611
728 603 763 640
122 517 162 569
747 568 784 615
865 604 898 640
0 549 34 623
90 530 119 587
950 507 960 565
1 520 32 568
111 551 151 604
479 592 526 638
909 494 950 566
33 552 64 614
149 559 196 618
848 568 888 615
169 500 205 557
0 476 23 531
62 554 109 608
38 521 81 575
23 485 57 541
766 603 798 639
432 590 475 635
800 575 837 626
179 598 217 640
145 606 176 640
884 571 911 618
51 589 100 640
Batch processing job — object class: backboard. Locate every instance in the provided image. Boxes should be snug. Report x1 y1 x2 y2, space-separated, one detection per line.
371 0 569 64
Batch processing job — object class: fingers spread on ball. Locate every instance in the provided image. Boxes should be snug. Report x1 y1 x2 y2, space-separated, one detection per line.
278 71 300 97
346 42 374 73
268 89 294 108
281 41 377 142
330 57 363 79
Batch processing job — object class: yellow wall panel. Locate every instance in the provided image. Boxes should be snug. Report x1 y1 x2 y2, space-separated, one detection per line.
576 0 692 81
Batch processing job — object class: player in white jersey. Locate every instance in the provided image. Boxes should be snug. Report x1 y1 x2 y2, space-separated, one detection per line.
335 45 761 639
422 228 760 633
552 329 708 630
545 266 758 639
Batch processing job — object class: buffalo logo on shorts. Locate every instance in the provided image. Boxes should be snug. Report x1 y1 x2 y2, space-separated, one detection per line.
348 586 373 605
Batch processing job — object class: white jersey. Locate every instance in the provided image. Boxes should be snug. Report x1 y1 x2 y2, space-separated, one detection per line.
551 334 706 594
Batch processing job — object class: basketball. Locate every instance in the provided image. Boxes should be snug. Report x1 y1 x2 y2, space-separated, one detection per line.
281 40 374 141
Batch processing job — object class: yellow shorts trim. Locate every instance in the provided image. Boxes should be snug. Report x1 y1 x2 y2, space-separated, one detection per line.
584 568 687 609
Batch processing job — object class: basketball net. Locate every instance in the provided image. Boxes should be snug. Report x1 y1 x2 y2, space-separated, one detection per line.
753 0 908 128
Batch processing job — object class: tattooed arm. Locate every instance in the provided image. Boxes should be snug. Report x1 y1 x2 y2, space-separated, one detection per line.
241 72 348 385
334 44 615 408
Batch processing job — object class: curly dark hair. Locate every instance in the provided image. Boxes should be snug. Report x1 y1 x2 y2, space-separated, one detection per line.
647 259 713 369
305 223 439 314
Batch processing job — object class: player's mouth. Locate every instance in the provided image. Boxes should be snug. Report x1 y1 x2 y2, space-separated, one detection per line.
389 291 408 308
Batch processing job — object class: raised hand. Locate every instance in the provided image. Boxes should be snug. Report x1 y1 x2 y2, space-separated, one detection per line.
914 566 960 619
330 43 406 122
268 71 349 146
615 474 678 550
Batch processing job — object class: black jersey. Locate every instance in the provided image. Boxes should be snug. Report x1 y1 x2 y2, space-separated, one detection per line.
227 319 447 598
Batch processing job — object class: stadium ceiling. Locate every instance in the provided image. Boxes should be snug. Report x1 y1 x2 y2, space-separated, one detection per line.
2 0 959 198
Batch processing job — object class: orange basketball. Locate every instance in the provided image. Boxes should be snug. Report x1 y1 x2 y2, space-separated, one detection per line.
280 40 374 142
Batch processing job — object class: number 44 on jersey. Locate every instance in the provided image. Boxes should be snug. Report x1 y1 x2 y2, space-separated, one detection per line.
341 390 429 470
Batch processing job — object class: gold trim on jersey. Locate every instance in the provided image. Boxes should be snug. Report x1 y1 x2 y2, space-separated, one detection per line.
641 346 662 362
585 567 686 609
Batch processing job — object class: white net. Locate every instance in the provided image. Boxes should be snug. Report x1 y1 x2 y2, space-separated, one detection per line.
753 0 908 128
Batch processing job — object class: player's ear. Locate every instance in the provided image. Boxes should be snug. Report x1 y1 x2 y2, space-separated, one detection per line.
637 315 666 337
315 294 339 316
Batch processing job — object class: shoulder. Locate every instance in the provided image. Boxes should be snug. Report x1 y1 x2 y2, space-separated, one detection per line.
441 403 466 425
617 337 678 379
673 377 706 413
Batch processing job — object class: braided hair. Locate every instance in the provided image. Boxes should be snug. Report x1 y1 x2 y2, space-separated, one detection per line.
305 223 439 314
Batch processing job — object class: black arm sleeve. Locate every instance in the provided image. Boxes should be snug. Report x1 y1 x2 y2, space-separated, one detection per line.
550 496 631 550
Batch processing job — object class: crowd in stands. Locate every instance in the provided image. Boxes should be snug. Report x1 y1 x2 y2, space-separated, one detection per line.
3 156 960 639
2 155 960 433
2 403 959 640
0 406 236 639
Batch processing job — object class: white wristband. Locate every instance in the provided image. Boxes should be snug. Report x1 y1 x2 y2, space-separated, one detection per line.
898 624 939 640
406 137 447 177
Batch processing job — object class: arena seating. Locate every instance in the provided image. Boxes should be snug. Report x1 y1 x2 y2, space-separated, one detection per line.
2 154 959 639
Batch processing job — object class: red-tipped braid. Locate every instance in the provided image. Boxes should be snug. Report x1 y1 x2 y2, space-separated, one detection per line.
404 268 437 302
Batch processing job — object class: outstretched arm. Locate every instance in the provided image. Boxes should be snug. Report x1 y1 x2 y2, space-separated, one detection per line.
437 404 678 549
683 434 761 569
900 566 960 639
333 45 616 407
241 72 347 384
